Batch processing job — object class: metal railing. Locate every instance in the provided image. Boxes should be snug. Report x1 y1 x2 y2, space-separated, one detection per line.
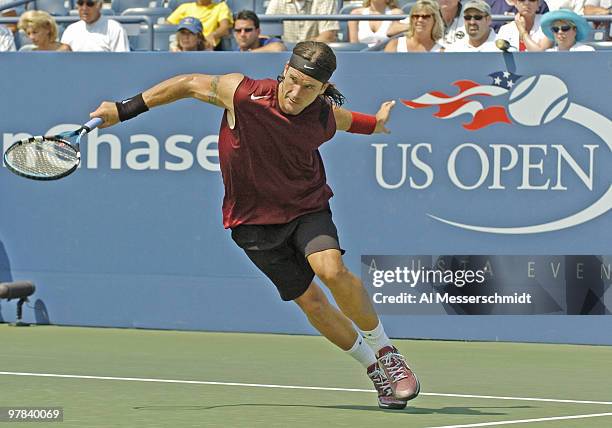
0 15 154 49
0 0 33 12
259 13 611 23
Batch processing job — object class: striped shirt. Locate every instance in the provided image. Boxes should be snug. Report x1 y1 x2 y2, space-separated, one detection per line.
265 0 340 43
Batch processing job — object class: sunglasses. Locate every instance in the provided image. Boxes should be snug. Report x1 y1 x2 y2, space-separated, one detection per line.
234 27 255 33
463 14 487 21
516 0 539 3
551 25 574 33
77 0 97 6
411 14 432 19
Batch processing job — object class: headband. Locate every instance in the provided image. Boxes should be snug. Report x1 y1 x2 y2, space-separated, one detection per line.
288 53 333 83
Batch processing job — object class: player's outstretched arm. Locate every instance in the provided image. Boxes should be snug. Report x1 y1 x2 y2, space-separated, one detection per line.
90 73 244 128
333 100 396 135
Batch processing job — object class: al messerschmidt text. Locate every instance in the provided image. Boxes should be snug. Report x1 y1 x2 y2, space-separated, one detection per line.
373 292 533 304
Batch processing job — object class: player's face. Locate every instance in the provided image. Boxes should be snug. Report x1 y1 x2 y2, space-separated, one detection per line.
278 66 328 115
234 19 260 51
77 0 102 24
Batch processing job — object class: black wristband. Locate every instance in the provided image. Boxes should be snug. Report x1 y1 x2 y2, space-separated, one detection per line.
115 93 149 122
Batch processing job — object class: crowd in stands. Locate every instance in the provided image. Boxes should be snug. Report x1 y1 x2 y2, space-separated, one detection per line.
0 0 609 52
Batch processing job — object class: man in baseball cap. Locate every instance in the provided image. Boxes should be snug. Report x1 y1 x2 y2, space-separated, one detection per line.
446 0 499 51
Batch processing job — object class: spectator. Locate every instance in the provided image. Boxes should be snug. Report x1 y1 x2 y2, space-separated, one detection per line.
61 0 129 51
348 0 403 47
0 0 24 33
171 16 213 51
496 0 548 50
265 0 340 43
544 0 583 13
0 23 15 51
388 0 466 47
541 9 595 50
486 0 549 31
18 11 71 51
446 0 498 51
384 0 445 51
583 0 611 15
584 0 611 33
233 10 286 51
166 0 233 49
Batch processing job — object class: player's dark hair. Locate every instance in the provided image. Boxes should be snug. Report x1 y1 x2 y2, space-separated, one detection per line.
234 10 260 28
278 41 346 107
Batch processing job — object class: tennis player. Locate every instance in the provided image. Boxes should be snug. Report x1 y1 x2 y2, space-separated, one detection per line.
90 41 419 409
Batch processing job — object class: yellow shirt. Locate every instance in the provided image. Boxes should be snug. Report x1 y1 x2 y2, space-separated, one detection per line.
167 1 233 36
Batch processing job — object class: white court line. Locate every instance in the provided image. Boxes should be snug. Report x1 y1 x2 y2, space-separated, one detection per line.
426 412 612 428
1 371 612 406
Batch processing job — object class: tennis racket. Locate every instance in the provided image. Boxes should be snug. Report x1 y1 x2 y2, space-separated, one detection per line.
3 117 104 181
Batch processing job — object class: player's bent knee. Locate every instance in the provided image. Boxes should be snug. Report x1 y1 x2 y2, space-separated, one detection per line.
294 285 331 318
314 263 349 285
309 251 349 285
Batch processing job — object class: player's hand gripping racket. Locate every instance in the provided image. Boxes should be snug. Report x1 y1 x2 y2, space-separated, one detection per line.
3 117 104 181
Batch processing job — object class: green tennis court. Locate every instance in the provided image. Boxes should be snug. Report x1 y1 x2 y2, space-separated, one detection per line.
1 325 611 427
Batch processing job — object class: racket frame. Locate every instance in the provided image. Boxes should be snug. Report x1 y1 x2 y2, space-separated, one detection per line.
3 135 80 181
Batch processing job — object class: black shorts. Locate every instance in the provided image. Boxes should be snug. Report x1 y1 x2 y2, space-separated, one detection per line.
231 209 344 301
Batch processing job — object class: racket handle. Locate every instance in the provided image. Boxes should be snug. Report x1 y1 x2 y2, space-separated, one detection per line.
82 117 104 133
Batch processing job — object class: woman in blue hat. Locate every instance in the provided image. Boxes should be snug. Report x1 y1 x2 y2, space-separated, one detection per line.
171 16 212 52
541 9 595 51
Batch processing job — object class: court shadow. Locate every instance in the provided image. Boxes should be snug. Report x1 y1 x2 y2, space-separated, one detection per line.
406 405 533 416
0 238 13 323
502 51 517 74
34 299 51 325
133 404 532 415
134 404 383 413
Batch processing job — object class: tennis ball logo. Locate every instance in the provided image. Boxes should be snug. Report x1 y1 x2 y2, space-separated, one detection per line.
508 75 569 126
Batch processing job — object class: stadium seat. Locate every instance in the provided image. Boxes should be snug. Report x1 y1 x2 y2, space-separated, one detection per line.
401 1 416 13
111 0 162 15
121 7 171 24
69 8 115 15
586 41 612 50
260 21 282 38
166 0 192 11
130 23 178 50
225 0 255 13
590 28 607 42
33 0 69 16
396 0 415 9
327 41 368 51
14 30 32 50
254 0 269 14
338 3 360 42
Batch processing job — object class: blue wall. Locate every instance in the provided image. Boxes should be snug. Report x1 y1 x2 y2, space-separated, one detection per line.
0 52 610 344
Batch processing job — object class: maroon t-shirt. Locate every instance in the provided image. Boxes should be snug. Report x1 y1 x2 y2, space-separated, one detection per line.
219 77 337 228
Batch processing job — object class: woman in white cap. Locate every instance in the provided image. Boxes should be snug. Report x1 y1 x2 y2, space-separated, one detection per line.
541 9 595 51
171 16 212 52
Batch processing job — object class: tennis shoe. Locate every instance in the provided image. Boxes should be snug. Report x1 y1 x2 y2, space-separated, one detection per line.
376 346 420 401
367 363 407 409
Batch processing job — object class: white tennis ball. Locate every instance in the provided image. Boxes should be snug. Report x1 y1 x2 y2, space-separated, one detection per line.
508 75 569 126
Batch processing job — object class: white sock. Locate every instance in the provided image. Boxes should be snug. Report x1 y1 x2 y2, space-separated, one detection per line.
362 320 392 354
345 334 377 369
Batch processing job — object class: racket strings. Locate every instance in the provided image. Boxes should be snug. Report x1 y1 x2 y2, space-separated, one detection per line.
5 138 79 178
